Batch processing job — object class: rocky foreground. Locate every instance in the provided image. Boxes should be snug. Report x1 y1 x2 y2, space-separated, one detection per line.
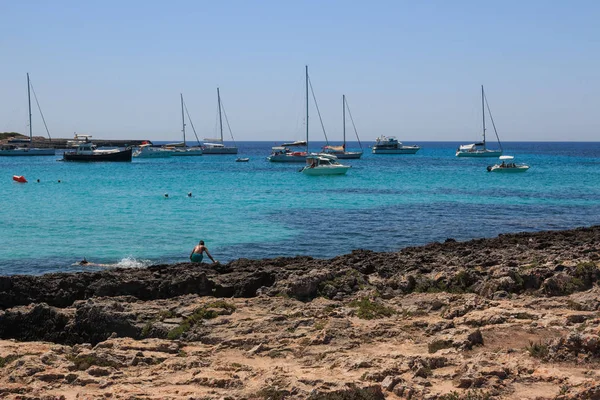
2 227 600 399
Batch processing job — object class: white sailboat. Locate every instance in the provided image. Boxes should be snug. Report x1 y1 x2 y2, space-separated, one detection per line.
0 73 54 156
322 95 363 159
267 66 310 163
202 88 238 154
169 94 203 156
456 85 503 157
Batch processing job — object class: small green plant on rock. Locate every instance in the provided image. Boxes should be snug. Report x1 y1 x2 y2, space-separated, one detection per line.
348 297 395 320
526 340 549 359
0 354 20 368
167 301 236 340
439 390 492 400
428 339 454 354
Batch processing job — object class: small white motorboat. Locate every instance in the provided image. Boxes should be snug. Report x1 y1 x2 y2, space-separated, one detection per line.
487 155 530 173
300 154 351 176
371 135 420 154
236 157 249 162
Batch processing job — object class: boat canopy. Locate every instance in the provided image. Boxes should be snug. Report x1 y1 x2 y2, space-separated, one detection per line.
499 155 514 160
281 140 307 147
164 142 185 147
458 144 476 151
271 146 286 151
203 142 225 148
323 145 344 152
203 138 223 143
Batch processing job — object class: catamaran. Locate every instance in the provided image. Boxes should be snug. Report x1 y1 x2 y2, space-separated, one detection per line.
456 85 503 157
202 88 238 154
0 73 54 156
321 95 363 159
267 66 311 163
169 94 203 156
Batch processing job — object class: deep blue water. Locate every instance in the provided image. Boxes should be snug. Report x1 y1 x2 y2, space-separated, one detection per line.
1 141 600 275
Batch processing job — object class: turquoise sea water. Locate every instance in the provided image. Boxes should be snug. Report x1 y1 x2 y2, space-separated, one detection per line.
2 141 600 275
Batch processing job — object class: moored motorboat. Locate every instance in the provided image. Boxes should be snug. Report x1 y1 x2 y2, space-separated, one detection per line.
372 136 420 154
487 155 529 172
267 146 307 162
63 142 132 162
235 157 250 162
300 154 350 176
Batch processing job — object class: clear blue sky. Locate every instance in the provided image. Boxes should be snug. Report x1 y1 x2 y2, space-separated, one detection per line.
2 1 599 142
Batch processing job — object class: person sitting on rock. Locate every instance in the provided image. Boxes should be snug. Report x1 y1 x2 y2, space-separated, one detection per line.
189 240 216 264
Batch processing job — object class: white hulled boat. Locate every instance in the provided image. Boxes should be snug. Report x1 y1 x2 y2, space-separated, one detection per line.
371 136 420 154
487 155 529 173
202 88 238 154
322 95 363 159
268 66 311 163
170 94 203 156
0 73 54 156
133 143 173 158
456 85 503 157
300 154 351 176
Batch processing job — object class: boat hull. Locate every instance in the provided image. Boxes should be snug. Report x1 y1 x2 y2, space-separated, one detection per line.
63 148 133 162
301 165 350 175
372 147 420 154
456 150 503 157
0 148 55 156
489 165 529 172
133 149 173 158
324 151 363 159
202 147 238 155
267 154 307 163
170 148 203 156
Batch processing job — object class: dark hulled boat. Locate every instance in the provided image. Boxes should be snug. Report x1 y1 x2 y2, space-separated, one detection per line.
63 142 133 162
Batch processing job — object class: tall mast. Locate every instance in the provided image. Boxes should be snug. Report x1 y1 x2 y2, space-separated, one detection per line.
481 85 486 147
180 93 186 146
27 73 32 142
342 94 346 148
305 65 309 154
217 87 223 142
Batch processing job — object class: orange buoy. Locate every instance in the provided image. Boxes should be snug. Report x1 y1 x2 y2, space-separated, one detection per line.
12 175 27 183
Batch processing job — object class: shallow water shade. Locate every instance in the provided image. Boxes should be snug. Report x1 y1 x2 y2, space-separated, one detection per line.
1 141 600 275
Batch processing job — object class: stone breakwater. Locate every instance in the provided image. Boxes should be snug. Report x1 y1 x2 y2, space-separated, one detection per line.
1 227 600 399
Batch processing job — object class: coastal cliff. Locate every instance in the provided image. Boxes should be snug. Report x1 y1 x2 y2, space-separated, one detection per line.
1 227 600 399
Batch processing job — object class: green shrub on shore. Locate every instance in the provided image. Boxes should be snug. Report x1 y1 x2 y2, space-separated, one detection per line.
526 340 549 359
167 301 236 340
348 297 395 320
0 354 20 368
439 391 492 400
0 132 25 140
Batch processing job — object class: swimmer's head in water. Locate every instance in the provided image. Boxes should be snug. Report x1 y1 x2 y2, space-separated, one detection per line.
199 240 204 245
164 193 168 198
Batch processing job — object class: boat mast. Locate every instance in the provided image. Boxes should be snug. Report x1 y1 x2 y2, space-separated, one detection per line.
180 93 186 147
217 87 223 142
481 85 486 148
305 65 309 154
27 73 32 142
342 94 346 149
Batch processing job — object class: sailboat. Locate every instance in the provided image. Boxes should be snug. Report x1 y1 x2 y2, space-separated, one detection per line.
202 88 238 154
267 66 311 163
0 73 54 156
456 85 503 157
169 94 203 156
321 95 363 159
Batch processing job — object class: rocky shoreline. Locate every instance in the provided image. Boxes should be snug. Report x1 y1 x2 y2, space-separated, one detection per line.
1 226 600 399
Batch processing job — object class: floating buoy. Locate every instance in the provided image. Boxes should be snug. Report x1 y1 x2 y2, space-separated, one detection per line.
12 175 27 183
